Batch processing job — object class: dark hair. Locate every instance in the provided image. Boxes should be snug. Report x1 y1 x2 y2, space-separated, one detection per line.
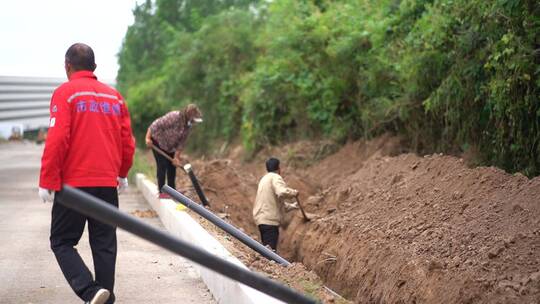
266 158 280 172
65 43 96 71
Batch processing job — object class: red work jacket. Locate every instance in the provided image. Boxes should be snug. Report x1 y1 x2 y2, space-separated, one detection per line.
39 71 135 191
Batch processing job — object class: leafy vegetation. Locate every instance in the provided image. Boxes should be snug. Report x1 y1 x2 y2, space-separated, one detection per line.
118 0 540 175
128 149 156 183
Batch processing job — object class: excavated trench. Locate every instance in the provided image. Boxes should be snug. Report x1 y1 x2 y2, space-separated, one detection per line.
174 136 540 303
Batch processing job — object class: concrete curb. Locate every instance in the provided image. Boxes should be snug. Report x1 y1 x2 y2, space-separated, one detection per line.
135 173 284 304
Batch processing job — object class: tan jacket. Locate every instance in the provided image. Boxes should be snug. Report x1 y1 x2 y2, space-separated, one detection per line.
253 172 298 226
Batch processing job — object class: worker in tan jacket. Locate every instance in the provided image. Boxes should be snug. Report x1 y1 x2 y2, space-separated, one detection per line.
253 158 299 252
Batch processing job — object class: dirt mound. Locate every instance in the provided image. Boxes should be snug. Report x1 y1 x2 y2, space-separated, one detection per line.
306 134 405 188
282 153 540 303
176 136 540 303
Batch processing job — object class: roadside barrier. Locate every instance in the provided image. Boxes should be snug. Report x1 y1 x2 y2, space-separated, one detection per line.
58 185 318 304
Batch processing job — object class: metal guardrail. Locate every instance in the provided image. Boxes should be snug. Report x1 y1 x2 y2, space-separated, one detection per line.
0 76 63 133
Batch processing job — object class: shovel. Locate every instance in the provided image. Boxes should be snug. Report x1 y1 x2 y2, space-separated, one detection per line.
295 195 311 222
151 145 182 168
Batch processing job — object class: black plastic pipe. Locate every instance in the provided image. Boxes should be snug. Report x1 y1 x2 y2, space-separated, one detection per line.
57 185 318 304
183 164 210 206
162 185 291 266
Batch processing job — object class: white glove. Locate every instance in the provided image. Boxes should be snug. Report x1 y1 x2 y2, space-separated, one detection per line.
285 202 299 211
38 187 55 203
117 177 128 194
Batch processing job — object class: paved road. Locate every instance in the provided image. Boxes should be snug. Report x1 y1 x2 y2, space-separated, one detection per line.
0 141 215 304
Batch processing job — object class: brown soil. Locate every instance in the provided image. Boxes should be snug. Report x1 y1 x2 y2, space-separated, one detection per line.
130 209 158 218
186 209 343 302
173 134 540 303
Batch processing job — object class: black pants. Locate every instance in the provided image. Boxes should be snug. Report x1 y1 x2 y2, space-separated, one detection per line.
258 224 279 252
151 141 176 192
51 187 118 303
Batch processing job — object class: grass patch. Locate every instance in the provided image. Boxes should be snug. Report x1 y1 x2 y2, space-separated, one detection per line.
298 279 321 299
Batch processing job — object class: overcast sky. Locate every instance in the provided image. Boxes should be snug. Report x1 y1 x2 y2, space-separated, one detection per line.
0 0 143 82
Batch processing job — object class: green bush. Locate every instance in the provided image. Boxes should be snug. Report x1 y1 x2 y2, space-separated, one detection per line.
118 0 540 175
128 149 155 183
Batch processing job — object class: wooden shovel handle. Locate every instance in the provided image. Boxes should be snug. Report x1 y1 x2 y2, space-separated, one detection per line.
151 145 181 168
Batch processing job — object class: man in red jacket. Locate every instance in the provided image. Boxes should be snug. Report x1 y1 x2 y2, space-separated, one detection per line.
38 43 135 304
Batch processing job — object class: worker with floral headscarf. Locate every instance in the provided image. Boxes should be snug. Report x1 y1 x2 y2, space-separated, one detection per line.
145 104 203 198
